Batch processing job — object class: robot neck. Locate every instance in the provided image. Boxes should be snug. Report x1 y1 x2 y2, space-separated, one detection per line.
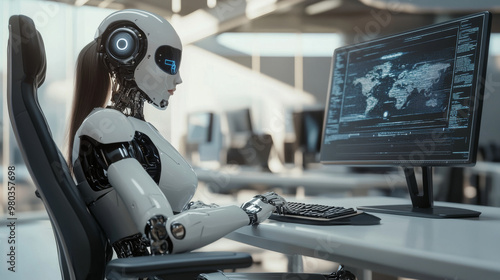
109 81 145 120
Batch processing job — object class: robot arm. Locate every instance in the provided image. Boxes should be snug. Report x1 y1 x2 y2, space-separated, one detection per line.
86 143 288 255
108 155 247 256
163 206 249 254
107 158 174 231
156 192 288 254
73 109 177 255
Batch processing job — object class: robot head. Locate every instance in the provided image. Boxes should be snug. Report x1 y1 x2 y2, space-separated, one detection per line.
95 9 182 109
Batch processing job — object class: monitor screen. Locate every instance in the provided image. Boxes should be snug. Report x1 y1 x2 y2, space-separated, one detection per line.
187 112 214 144
226 108 253 134
294 109 324 154
320 12 491 167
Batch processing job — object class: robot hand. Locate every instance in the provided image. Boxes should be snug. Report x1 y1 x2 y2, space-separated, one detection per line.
241 192 289 225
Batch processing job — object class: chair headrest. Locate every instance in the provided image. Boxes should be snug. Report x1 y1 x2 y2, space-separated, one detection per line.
10 15 46 87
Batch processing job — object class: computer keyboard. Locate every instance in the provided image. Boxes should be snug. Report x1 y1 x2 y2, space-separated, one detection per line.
276 201 358 220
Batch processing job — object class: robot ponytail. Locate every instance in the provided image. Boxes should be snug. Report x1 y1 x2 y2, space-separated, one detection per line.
66 40 111 167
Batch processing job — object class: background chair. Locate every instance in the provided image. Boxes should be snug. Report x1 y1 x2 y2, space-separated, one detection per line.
7 14 251 280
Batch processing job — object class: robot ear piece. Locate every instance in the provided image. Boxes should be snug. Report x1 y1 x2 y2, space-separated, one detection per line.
104 26 144 66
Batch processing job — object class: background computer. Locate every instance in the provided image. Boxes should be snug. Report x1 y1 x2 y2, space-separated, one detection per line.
225 108 273 169
320 12 491 218
185 111 223 164
187 112 214 145
293 108 324 168
226 108 254 149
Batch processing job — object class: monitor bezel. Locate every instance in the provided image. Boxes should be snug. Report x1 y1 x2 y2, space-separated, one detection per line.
320 11 491 167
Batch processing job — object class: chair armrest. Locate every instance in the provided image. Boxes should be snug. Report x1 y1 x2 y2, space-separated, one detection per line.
105 251 253 279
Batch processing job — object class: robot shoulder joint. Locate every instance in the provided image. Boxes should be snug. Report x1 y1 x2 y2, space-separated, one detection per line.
78 108 135 144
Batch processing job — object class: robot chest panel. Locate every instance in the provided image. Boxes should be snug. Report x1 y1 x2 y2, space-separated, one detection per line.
128 131 161 183
131 120 198 211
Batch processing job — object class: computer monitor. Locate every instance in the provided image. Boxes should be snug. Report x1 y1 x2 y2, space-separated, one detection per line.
293 109 324 167
320 12 491 218
187 112 214 144
295 109 324 154
225 108 253 149
226 108 253 134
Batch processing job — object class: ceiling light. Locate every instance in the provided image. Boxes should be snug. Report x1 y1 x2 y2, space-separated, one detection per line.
305 0 343 16
207 0 217 9
216 32 343 57
74 0 89 6
246 0 278 20
172 0 181 13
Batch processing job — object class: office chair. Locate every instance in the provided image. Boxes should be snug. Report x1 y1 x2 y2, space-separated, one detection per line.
7 14 252 280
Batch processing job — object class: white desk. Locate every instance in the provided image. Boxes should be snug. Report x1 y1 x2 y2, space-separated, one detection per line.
225 196 500 280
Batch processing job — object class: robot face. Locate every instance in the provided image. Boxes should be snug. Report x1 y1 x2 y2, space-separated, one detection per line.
96 9 183 109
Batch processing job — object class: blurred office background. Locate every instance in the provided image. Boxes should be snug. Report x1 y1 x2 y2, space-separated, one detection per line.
2 0 500 277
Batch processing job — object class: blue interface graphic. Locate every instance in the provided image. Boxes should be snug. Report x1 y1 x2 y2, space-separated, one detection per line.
164 59 177 74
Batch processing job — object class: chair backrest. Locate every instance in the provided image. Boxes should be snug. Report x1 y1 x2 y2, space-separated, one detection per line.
7 15 111 280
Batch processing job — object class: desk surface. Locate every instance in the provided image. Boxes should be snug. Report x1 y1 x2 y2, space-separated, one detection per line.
225 196 500 280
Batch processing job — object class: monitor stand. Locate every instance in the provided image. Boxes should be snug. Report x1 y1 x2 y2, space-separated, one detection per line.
358 166 481 218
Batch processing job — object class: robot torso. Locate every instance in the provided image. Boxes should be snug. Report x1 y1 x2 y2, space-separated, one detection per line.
73 107 198 214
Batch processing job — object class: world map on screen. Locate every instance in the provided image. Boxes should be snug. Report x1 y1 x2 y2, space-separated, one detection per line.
351 60 451 119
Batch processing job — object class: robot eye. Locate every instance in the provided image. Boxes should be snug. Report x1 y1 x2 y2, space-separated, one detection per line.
155 45 181 75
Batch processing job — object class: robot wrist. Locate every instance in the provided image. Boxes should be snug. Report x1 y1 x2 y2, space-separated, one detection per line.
145 215 172 255
241 197 272 225
183 200 220 211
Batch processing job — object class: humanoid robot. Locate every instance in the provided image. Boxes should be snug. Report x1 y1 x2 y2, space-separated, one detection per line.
67 9 287 258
